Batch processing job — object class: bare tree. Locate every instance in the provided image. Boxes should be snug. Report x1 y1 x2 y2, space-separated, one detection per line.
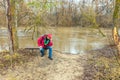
6 0 14 54
6 0 18 54
113 0 120 45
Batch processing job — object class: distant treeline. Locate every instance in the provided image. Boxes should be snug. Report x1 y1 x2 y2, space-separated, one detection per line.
0 0 116 28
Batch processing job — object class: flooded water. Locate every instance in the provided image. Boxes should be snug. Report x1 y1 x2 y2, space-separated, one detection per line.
0 27 112 54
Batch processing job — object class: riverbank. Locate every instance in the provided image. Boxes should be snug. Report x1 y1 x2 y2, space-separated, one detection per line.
83 45 120 80
0 45 119 80
0 49 86 80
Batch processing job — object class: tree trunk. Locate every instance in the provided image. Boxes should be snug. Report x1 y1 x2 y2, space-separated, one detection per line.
113 0 120 45
6 0 14 54
6 0 19 54
13 0 19 51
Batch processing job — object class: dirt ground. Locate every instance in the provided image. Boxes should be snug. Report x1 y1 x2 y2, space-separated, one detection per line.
1 45 118 80
0 51 87 80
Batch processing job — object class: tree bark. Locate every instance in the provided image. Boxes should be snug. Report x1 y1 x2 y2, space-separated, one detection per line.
6 0 19 54
6 0 14 54
113 0 120 45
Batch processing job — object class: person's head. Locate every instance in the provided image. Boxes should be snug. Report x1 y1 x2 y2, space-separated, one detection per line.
46 34 52 40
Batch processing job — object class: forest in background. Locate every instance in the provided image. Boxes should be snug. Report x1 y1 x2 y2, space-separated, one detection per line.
0 0 117 28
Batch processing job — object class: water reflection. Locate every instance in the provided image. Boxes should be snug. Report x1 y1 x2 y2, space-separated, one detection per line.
0 27 111 54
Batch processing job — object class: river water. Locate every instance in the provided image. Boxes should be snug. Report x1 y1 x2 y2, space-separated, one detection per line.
0 27 112 54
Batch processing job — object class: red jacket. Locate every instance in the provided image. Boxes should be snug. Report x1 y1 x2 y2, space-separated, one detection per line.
37 34 53 48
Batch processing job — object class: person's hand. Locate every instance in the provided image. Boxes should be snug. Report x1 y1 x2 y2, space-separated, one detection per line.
39 46 42 50
49 38 52 41
39 46 42 48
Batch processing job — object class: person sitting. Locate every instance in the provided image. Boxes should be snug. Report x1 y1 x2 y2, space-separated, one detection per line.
37 34 53 60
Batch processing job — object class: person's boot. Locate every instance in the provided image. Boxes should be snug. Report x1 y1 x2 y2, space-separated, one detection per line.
41 54 44 57
48 57 53 60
